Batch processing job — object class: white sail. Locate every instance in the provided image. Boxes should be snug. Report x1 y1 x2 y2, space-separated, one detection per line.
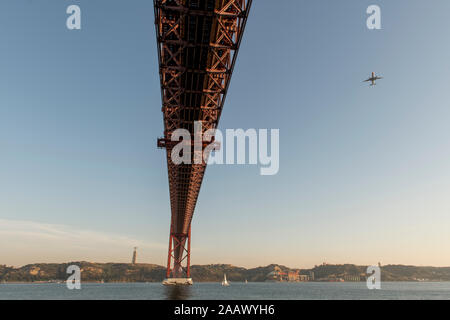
221 273 229 286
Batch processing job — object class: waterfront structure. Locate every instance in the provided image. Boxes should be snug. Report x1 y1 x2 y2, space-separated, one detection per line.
266 266 286 282
298 274 309 282
267 268 311 282
343 275 361 282
288 270 299 282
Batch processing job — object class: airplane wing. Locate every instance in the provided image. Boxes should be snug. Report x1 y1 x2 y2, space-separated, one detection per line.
363 78 371 82
375 76 383 80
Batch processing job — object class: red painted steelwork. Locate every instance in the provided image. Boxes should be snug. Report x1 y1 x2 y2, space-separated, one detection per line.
154 0 252 279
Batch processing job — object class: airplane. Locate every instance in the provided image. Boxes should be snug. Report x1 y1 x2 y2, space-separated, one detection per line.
363 72 383 86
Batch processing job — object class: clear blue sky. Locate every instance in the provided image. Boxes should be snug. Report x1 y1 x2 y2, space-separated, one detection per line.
1 0 450 267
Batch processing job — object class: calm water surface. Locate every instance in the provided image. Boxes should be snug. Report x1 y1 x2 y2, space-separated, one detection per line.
0 282 449 300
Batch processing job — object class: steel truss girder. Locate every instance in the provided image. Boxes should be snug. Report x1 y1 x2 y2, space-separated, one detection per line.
154 0 252 279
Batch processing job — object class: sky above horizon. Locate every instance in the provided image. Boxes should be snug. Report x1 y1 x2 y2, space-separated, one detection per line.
1 0 450 268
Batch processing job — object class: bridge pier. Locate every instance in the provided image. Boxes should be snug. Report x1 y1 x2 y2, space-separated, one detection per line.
163 225 192 285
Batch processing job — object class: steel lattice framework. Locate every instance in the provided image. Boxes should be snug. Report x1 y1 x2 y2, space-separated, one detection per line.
154 0 252 279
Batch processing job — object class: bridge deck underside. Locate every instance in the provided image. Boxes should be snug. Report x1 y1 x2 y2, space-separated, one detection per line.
154 0 251 276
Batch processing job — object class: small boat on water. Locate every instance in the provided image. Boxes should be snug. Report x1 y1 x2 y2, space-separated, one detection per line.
245 279 248 284
221 274 230 286
162 278 193 286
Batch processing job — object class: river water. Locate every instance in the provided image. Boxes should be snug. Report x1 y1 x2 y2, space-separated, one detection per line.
0 282 449 300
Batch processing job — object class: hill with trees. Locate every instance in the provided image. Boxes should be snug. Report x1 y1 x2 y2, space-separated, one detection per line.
1 262 449 282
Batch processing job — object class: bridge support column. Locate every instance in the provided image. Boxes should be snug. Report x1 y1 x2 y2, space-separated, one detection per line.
163 225 192 285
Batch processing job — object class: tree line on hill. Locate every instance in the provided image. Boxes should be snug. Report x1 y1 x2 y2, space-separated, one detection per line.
1 262 449 282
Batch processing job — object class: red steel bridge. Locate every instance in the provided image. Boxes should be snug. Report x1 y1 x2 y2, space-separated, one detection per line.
153 0 252 283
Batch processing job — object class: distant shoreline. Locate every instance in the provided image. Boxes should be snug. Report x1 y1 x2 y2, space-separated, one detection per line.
2 280 450 284
2 262 450 283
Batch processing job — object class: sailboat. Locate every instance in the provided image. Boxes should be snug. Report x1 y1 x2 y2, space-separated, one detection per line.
221 274 230 286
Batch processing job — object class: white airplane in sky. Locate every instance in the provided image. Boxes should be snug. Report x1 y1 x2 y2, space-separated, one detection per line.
363 72 383 86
